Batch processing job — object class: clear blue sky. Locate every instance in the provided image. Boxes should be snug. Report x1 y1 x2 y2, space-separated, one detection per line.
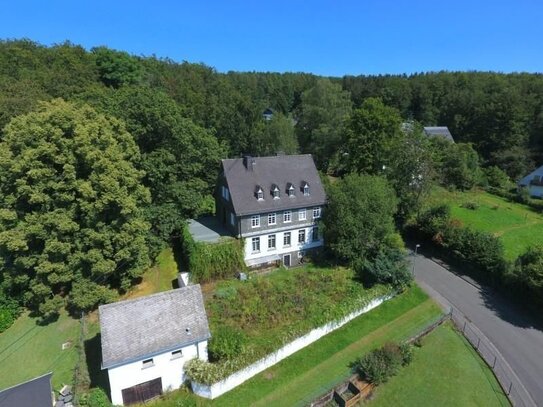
2 0 542 76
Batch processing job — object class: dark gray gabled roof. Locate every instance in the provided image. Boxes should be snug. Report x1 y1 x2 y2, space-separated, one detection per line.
0 372 53 407
99 285 210 369
222 154 326 216
423 126 455 142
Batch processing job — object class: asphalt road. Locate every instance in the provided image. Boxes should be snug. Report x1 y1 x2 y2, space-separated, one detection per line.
412 253 543 406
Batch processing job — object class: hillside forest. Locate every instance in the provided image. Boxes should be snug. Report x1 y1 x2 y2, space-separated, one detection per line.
0 39 543 319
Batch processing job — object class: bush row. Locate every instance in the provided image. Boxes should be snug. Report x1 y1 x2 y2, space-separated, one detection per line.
179 224 245 282
410 205 543 309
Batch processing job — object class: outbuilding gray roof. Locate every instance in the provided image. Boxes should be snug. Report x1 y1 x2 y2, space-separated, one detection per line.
99 285 210 369
423 126 455 142
0 372 53 407
222 154 326 216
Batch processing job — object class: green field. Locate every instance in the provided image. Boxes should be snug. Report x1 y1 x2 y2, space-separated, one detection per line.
368 323 509 406
145 285 443 406
0 310 80 391
429 188 543 260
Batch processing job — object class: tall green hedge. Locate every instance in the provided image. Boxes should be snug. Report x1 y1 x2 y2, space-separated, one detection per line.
180 224 245 282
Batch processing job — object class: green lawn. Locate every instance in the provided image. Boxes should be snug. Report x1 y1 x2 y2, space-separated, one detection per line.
368 323 509 407
0 247 179 394
429 188 543 260
0 310 80 391
147 285 443 407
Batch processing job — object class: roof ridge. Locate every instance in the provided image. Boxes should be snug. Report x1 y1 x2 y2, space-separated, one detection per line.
99 284 201 311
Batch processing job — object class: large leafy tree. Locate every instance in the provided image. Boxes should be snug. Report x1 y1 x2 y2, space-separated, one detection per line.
344 97 403 175
323 174 398 264
251 112 298 156
81 87 225 252
296 79 352 172
0 99 150 313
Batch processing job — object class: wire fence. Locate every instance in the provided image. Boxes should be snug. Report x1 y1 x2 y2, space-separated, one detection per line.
450 309 536 407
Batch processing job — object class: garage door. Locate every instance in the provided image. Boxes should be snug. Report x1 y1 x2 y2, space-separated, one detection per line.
121 377 162 405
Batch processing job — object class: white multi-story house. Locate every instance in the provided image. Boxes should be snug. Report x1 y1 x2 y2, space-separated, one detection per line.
215 154 326 268
99 285 210 406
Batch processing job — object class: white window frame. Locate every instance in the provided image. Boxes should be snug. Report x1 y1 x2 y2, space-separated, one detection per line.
142 358 154 369
268 213 276 225
303 184 310 196
257 190 264 200
298 208 306 221
268 234 276 250
251 215 260 228
313 207 321 219
288 185 295 197
283 232 291 247
272 186 280 199
298 229 306 244
283 211 292 223
252 237 260 253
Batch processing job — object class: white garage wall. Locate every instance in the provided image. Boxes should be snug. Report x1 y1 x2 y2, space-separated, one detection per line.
108 340 208 405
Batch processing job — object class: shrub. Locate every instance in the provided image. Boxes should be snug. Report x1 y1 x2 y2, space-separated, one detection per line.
78 388 112 407
356 247 412 290
461 201 479 210
415 204 451 239
353 342 407 385
208 326 246 362
0 293 20 333
399 343 414 365
180 224 245 283
484 166 511 190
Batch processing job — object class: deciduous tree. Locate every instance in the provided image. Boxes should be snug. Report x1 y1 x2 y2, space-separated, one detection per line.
0 99 150 313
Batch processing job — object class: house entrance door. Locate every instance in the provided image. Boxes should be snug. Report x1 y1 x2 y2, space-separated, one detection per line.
283 254 291 267
121 377 162 405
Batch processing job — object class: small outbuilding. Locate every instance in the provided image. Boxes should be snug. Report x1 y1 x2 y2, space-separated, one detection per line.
0 372 54 407
99 285 210 406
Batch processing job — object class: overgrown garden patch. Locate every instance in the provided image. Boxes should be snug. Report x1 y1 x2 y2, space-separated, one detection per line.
186 265 390 384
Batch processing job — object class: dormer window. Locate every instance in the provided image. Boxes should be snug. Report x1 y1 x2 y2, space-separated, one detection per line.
255 186 264 200
272 184 280 199
302 182 310 196
287 183 295 197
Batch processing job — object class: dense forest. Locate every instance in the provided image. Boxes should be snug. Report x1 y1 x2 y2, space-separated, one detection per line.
0 39 542 317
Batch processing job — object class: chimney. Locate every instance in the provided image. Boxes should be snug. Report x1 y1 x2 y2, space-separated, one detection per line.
243 155 255 171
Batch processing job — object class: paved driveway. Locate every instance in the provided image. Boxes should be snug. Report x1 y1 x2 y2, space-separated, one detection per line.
412 253 543 406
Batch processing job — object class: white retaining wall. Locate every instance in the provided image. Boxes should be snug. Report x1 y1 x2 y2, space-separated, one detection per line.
191 294 393 399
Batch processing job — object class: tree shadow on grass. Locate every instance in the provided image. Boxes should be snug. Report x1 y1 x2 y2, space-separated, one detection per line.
84 333 110 395
172 237 186 273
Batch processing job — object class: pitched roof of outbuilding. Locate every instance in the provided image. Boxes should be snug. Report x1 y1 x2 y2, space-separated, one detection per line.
423 126 455 142
0 372 53 407
221 154 326 216
99 285 210 369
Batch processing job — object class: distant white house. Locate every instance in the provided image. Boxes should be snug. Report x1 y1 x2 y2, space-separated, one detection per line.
518 165 543 198
99 285 210 406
